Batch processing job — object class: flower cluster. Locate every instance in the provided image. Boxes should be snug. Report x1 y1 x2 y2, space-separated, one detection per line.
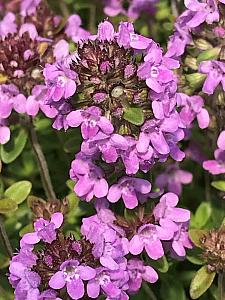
0 0 89 144
9 192 191 300
42 20 208 208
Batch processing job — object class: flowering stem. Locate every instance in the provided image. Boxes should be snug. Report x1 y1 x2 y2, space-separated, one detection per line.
27 117 56 200
218 272 225 300
0 216 13 258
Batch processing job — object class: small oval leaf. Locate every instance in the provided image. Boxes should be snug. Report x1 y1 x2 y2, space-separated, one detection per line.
190 266 216 299
147 255 169 273
211 181 225 192
195 202 212 228
0 128 28 164
4 181 32 204
189 229 208 248
123 107 144 126
0 198 18 214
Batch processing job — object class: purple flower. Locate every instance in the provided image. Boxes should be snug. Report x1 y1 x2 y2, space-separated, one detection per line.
65 14 90 42
121 136 153 175
155 164 193 195
199 60 225 94
107 177 151 209
26 85 58 118
0 12 17 38
0 84 27 144
153 192 191 229
20 0 41 16
177 93 209 129
43 63 77 102
11 244 37 268
38 290 61 300
19 23 38 40
87 268 122 298
70 156 109 201
127 259 158 292
166 11 192 58
9 262 41 300
138 60 175 93
53 40 69 61
21 213 63 245
103 0 124 16
49 259 96 300
98 20 115 42
81 131 129 164
170 222 193 257
129 223 173 260
184 0 219 28
66 106 114 139
137 114 179 155
203 130 225 174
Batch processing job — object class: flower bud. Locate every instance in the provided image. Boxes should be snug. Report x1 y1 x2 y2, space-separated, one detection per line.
184 56 198 70
194 38 213 51
186 73 206 89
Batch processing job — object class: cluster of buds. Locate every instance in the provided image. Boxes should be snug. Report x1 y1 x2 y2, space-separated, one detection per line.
200 227 225 273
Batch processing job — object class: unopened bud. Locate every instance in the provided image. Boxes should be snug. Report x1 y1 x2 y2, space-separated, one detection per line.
186 73 206 89
194 38 213 51
197 47 221 63
184 56 198 70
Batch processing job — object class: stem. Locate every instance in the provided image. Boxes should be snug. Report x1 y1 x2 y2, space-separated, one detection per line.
171 0 179 18
59 0 69 18
89 3 96 33
218 272 225 300
27 117 56 200
0 216 13 258
143 282 157 300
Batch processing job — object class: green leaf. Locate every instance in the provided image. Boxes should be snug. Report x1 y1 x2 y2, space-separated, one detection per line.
4 181 32 204
0 128 28 164
66 180 75 191
197 47 220 63
189 229 208 248
186 255 205 265
195 202 212 228
211 181 225 192
0 198 18 214
190 266 216 299
123 107 144 126
147 255 169 273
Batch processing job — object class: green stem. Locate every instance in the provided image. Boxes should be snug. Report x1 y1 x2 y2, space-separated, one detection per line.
89 3 96 33
59 0 69 18
27 117 56 200
218 272 225 300
0 216 13 258
143 282 157 300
